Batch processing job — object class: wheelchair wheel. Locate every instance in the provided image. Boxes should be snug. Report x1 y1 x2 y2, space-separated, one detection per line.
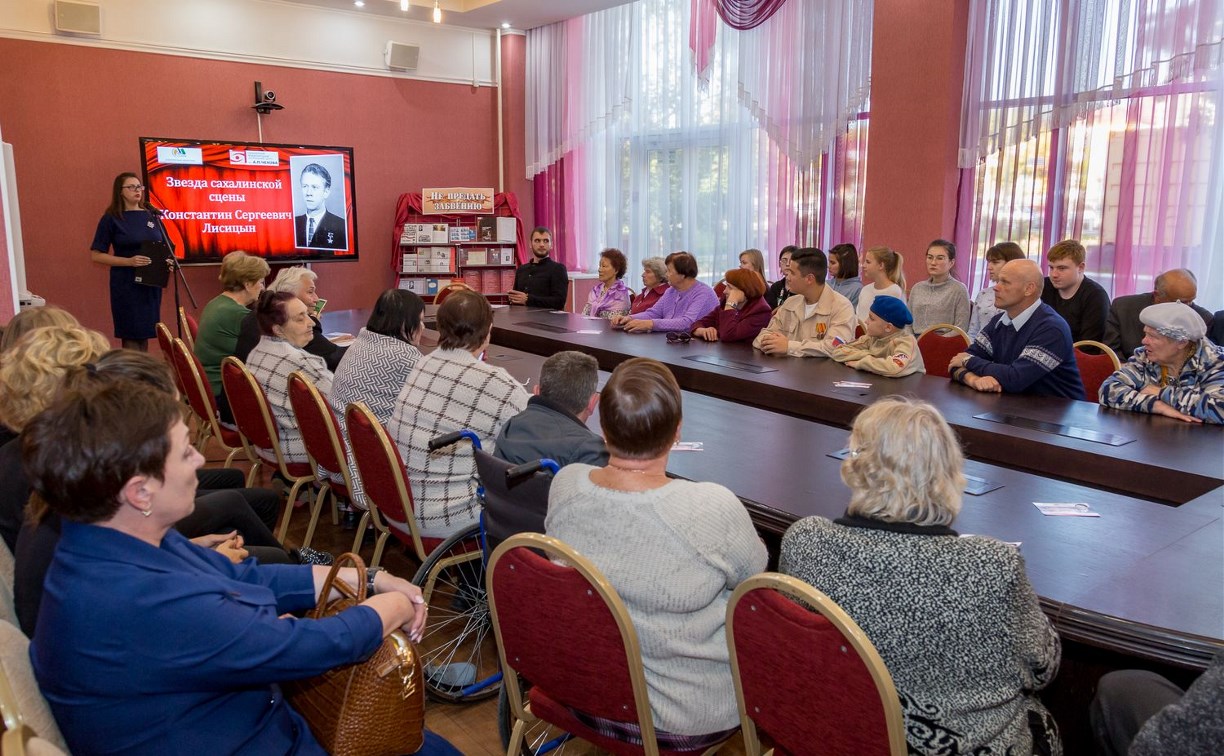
411 522 502 703
498 678 575 755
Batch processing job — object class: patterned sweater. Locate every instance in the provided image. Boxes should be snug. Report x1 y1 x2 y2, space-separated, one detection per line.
388 349 529 538
545 465 767 736
829 328 926 377
780 515 1062 756
1098 340 1224 424
963 303 1085 399
330 329 424 504
245 337 335 466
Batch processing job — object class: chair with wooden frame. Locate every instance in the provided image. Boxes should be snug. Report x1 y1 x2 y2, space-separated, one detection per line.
1073 340 1123 403
916 323 971 378
220 356 315 542
726 573 907 756
170 338 254 479
434 280 474 306
488 532 733 756
286 370 362 551
343 401 501 703
1 724 68 756
178 307 199 352
0 621 69 753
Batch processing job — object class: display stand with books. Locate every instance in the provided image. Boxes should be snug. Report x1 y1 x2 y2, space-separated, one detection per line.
390 192 526 302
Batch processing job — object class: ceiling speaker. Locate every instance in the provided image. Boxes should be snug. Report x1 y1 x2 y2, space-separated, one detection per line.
385 41 420 71
54 0 101 36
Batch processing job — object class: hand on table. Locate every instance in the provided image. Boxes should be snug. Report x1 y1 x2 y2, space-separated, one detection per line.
621 319 654 333
1151 399 1202 424
693 327 719 342
967 374 1002 393
507 290 528 305
757 332 789 355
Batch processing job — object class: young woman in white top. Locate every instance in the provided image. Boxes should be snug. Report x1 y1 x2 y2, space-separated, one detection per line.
968 241 1026 339
855 246 907 326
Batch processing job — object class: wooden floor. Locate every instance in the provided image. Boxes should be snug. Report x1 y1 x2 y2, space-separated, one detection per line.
216 442 746 756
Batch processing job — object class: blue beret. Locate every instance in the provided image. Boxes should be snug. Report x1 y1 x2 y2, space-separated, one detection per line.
870 295 913 329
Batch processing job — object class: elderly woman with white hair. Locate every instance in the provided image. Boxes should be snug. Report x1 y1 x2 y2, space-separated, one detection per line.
235 266 347 370
779 396 1062 756
1099 301 1224 424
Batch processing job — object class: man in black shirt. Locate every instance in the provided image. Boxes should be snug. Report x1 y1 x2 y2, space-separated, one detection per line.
1039 238 1110 343
509 226 569 309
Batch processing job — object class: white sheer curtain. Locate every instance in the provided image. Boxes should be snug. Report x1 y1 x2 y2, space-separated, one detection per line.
526 0 873 281
958 0 1224 310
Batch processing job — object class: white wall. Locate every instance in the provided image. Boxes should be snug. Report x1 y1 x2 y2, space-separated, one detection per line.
0 0 497 85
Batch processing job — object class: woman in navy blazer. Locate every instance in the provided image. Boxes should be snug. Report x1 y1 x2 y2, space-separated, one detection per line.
23 375 455 755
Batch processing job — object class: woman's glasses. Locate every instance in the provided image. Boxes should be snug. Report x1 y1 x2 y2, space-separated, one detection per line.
665 332 691 344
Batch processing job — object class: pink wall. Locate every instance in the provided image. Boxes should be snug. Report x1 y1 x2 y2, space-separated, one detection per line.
860 0 969 289
0 38 515 341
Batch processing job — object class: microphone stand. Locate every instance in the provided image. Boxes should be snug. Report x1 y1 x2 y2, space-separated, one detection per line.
150 205 198 337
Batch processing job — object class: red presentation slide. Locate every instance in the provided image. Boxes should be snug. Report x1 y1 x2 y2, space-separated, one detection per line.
140 137 358 265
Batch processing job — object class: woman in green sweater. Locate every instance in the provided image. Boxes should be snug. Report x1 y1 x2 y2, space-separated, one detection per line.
194 250 269 418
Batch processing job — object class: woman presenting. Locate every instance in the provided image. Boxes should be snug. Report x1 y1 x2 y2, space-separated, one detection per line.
90 172 168 350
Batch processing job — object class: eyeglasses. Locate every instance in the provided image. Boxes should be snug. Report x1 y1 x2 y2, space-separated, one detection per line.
665 332 691 344
122 184 145 191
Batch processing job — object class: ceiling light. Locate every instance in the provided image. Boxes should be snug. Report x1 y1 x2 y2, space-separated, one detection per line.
400 0 409 10
432 1 442 23
353 0 364 6
501 22 510 29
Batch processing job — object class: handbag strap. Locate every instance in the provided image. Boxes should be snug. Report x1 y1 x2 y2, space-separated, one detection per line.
308 551 368 619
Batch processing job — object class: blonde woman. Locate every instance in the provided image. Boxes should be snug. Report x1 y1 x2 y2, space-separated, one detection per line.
780 397 1061 756
855 246 907 326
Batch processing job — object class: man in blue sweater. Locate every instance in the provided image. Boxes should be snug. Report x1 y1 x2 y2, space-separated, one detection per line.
948 259 1085 399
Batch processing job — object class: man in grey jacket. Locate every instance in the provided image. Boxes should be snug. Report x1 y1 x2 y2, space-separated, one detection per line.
494 351 608 467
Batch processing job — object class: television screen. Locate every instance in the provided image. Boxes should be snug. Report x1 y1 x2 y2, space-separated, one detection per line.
139 137 358 266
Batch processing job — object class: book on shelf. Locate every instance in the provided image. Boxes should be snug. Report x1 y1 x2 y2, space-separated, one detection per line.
475 216 518 243
401 223 449 244
449 226 477 243
498 247 516 265
500 268 517 292
463 247 488 266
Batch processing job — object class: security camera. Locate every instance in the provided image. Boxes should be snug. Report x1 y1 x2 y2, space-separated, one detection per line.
263 90 277 103
252 81 284 114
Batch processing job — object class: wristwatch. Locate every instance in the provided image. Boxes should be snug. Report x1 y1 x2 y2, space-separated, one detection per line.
366 566 385 595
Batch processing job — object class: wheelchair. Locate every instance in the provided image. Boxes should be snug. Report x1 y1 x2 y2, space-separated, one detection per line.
416 429 558 709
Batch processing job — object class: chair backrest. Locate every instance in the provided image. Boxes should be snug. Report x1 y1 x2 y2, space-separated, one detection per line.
1073 340 1122 403
916 324 971 378
713 280 727 300
154 322 188 396
727 573 907 756
170 338 223 430
0 621 69 753
178 307 199 351
855 323 866 339
473 449 552 549
488 533 657 748
287 371 353 490
343 401 428 562
220 356 285 466
434 281 473 305
2 724 69 756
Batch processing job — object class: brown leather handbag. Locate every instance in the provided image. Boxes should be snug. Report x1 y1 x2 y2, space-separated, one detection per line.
285 552 426 756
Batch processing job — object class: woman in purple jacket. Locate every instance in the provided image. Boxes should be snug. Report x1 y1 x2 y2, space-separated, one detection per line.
692 268 772 343
611 252 717 333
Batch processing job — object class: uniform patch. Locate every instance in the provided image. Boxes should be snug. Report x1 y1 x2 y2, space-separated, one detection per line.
892 352 909 368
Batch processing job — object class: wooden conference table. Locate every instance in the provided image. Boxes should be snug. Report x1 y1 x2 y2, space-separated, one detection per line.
324 308 1223 670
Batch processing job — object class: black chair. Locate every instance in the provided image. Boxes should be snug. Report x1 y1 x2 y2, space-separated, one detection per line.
473 450 558 554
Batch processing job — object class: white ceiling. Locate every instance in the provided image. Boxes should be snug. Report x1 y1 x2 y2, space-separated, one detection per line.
277 0 633 31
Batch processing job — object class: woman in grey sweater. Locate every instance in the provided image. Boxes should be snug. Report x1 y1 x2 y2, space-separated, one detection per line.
909 239 971 333
545 357 767 747
780 396 1061 756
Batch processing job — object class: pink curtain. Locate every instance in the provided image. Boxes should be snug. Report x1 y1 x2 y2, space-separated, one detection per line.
690 0 789 75
532 151 586 272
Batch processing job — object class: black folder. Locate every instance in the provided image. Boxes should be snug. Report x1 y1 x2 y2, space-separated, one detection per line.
133 241 174 289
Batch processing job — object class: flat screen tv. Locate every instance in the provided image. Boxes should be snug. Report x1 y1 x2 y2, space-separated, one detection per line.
139 137 358 266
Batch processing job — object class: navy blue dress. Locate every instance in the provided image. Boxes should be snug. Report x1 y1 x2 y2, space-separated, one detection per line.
90 210 165 340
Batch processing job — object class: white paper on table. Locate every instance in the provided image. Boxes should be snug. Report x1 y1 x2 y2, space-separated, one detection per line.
671 441 703 451
575 329 601 334
834 381 872 388
1033 502 1100 517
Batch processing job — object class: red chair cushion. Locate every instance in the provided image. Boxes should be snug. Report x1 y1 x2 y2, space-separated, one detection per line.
732 587 894 755
1074 349 1116 402
492 547 636 721
529 688 715 756
916 330 968 378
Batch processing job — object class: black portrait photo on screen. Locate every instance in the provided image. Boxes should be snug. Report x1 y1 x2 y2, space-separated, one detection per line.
291 157 348 251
